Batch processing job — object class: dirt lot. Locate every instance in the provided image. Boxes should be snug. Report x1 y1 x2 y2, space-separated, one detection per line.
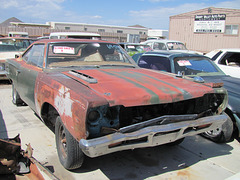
0 81 240 180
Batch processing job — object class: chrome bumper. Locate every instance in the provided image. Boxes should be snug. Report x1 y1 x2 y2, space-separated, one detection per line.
79 114 227 158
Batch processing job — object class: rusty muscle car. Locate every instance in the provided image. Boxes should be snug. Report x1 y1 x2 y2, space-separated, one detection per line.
6 39 228 170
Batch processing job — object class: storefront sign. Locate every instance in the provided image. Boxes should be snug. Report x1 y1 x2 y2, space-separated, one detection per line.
194 14 226 33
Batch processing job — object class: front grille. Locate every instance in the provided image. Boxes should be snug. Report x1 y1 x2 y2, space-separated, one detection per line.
119 93 224 128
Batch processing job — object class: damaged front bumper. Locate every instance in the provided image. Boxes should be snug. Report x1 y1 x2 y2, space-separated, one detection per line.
79 114 227 158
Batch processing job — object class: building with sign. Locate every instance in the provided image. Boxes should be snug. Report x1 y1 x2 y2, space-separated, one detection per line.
169 7 240 53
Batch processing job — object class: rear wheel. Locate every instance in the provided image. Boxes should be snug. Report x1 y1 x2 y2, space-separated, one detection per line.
202 113 234 143
55 116 84 170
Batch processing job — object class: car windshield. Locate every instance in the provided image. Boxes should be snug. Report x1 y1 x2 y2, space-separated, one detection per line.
125 45 152 52
173 57 225 76
47 42 135 68
167 42 187 50
138 55 171 72
0 39 32 52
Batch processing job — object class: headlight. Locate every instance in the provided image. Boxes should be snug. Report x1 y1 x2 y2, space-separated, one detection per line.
87 110 100 123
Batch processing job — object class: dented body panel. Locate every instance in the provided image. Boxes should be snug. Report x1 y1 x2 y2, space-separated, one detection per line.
6 39 228 165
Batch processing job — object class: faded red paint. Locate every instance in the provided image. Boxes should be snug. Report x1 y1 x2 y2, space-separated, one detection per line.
35 72 109 141
32 65 218 141
63 68 215 107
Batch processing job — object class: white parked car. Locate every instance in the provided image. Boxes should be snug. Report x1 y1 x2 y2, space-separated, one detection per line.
141 39 202 54
0 37 33 80
205 49 240 79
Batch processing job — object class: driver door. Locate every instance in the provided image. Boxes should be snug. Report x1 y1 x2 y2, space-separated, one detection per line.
16 44 45 111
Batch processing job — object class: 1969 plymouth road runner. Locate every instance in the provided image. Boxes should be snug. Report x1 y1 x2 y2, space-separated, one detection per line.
6 39 228 170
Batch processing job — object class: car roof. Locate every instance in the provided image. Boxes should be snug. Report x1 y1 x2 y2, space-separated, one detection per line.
118 42 145 45
0 37 32 40
49 32 100 37
141 51 207 58
33 39 116 44
209 48 240 53
142 39 183 43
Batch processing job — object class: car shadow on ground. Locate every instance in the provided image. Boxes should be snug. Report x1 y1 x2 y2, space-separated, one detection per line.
71 135 233 180
0 110 8 139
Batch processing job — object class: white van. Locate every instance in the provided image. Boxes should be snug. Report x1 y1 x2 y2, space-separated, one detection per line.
49 32 101 40
8 32 29 38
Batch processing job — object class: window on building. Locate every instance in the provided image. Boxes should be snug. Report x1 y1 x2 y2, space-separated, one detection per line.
65 27 70 30
84 28 87 31
98 29 105 32
139 32 143 35
225 25 238 35
117 30 123 33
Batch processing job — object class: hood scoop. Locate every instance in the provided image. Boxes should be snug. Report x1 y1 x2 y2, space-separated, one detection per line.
68 70 98 84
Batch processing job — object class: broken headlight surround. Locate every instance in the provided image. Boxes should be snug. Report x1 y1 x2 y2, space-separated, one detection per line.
87 105 120 138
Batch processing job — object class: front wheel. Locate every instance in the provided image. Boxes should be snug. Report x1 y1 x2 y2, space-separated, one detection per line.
55 116 84 170
202 113 234 143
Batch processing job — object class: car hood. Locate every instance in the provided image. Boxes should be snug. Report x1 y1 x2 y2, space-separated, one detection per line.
63 68 215 107
199 75 240 96
0 51 21 60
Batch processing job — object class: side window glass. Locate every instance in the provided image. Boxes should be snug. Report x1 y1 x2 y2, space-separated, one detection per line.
146 42 152 48
153 43 167 50
22 47 32 63
22 44 45 67
220 52 240 66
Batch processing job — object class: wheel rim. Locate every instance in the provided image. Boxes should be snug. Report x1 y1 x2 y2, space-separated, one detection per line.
205 127 222 137
59 125 67 159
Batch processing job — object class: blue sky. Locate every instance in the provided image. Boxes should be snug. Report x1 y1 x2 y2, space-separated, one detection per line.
0 0 240 30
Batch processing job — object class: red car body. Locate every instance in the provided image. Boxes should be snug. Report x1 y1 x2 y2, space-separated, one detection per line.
6 39 228 169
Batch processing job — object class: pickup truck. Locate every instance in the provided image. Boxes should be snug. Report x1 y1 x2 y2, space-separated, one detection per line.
6 39 228 170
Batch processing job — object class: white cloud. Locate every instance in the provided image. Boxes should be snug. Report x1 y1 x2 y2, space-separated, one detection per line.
0 0 102 23
148 0 173 2
127 1 240 29
128 3 206 29
1 0 240 29
2 0 19 8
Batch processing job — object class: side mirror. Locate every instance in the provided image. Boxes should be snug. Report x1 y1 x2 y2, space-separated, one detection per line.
15 54 22 59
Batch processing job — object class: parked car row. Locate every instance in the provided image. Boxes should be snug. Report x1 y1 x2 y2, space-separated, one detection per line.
5 39 228 170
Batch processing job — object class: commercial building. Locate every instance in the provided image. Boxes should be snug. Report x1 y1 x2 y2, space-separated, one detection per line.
0 17 148 43
169 7 240 53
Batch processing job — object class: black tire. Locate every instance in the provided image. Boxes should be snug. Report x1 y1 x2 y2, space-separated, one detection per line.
166 138 185 146
55 116 84 170
12 84 25 106
202 113 234 143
